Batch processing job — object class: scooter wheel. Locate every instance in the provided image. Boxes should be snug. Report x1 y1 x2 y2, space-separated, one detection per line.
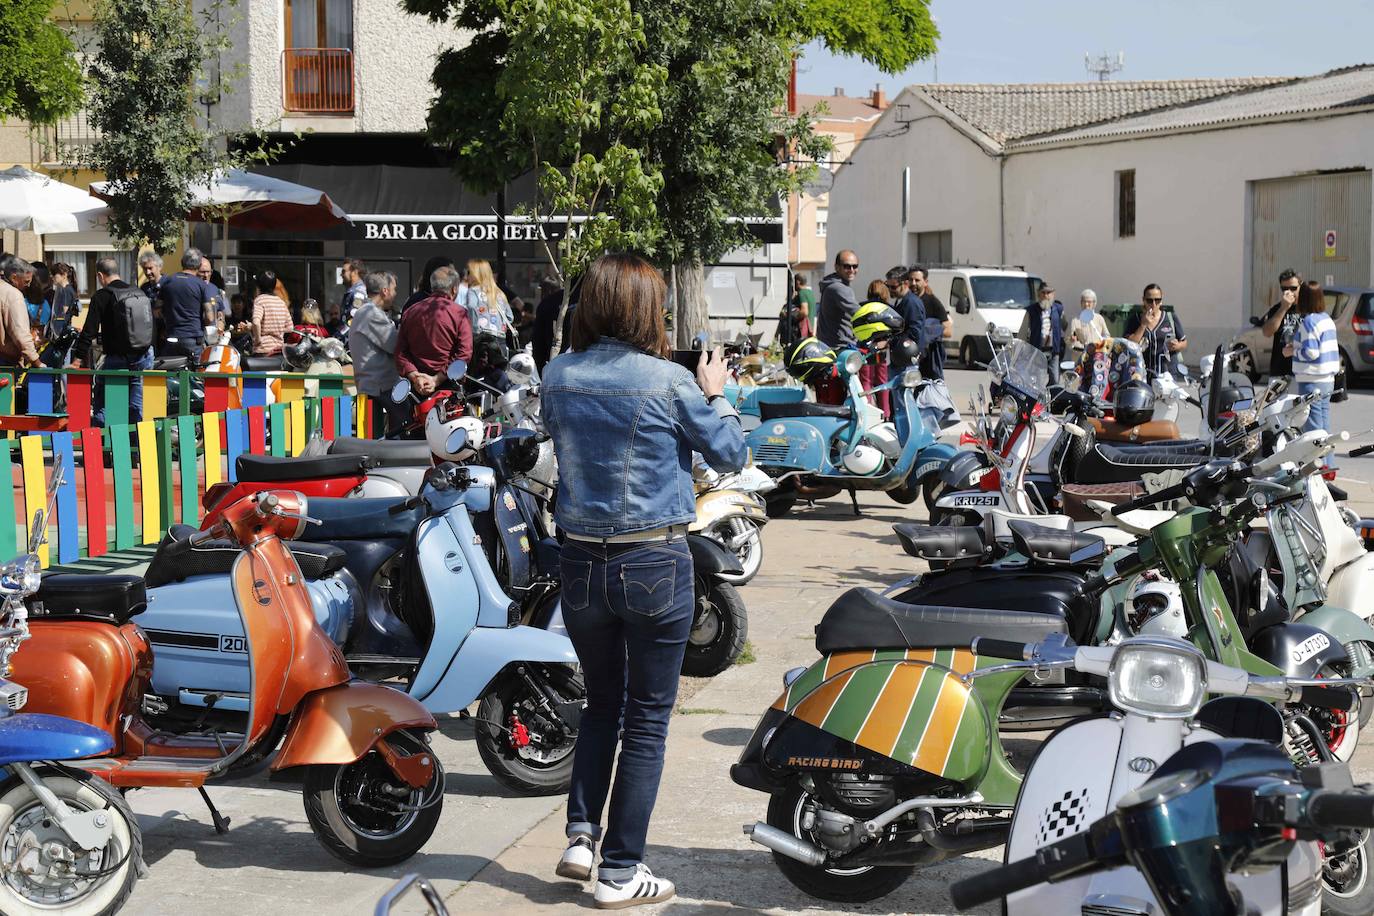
0 767 142 916
1324 830 1374 916
765 784 913 903
474 665 582 796
303 729 444 867
682 578 748 678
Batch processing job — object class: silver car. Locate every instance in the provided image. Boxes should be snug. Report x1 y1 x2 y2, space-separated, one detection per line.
1236 285 1374 383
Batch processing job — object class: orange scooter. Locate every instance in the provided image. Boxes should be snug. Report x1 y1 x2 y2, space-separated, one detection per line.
10 489 445 867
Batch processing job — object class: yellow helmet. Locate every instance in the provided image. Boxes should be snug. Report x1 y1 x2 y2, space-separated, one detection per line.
784 336 836 383
853 302 903 344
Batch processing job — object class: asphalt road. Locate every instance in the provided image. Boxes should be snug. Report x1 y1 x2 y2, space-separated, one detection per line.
110 365 1374 914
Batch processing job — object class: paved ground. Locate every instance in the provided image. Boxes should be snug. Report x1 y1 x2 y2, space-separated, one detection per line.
116 367 1374 914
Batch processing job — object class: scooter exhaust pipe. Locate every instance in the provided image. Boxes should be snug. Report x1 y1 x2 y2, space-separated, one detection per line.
743 822 827 867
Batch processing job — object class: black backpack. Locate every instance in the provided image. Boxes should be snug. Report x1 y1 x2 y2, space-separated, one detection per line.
108 285 154 353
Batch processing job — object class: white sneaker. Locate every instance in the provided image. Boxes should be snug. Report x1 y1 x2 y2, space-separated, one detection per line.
556 835 595 881
593 864 675 909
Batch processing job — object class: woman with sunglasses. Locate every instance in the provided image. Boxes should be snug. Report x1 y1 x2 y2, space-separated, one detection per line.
1125 282 1187 376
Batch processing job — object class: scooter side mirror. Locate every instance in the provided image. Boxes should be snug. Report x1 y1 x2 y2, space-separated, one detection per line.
445 427 468 456
898 338 920 360
446 359 469 382
1250 315 1264 327
390 378 412 403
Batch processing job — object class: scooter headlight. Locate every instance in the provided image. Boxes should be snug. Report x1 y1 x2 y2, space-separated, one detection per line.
900 367 921 388
1058 369 1081 392
839 349 864 376
0 555 40 596
997 394 1019 429
1108 638 1207 719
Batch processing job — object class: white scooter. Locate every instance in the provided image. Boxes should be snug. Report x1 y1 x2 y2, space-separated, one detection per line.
995 633 1369 915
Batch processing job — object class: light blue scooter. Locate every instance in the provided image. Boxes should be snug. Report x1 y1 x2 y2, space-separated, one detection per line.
134 450 583 796
746 348 958 516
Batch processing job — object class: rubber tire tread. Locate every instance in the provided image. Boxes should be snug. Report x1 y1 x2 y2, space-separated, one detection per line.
764 784 913 903
0 768 142 916
682 578 748 678
474 666 582 796
302 729 443 867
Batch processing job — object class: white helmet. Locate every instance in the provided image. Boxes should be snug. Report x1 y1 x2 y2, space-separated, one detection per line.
426 405 484 462
840 444 883 475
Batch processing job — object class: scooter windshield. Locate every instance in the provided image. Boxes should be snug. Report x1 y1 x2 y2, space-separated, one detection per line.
989 340 1049 403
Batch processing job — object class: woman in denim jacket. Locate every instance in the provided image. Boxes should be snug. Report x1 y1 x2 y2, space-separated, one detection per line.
542 253 745 907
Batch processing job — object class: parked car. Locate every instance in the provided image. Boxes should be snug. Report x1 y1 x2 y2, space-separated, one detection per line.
924 266 1044 367
1236 285 1374 384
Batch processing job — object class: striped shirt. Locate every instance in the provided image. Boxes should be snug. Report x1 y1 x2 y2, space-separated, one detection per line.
1292 313 1339 380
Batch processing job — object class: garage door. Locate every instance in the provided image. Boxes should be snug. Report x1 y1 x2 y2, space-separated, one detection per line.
1249 170 1371 316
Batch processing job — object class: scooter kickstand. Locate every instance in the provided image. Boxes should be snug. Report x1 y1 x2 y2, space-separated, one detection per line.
848 487 861 516
197 787 231 834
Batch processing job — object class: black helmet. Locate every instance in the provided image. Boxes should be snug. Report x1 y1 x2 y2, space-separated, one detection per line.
1113 380 1155 427
784 336 836 383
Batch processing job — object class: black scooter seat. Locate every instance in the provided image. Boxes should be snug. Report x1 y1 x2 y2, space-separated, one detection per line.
235 453 372 483
308 497 426 541
143 525 348 587
1073 441 1207 484
1006 520 1105 566
329 436 434 467
893 523 989 569
30 574 147 624
759 401 852 421
242 355 283 372
814 587 1068 654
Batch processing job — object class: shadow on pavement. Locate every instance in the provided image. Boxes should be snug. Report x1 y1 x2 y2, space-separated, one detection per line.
701 727 754 747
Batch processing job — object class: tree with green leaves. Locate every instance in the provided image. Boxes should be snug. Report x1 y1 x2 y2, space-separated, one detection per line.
0 0 83 125
85 0 285 253
408 0 937 342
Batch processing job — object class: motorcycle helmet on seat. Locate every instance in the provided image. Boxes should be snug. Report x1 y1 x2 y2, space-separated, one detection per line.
852 302 903 344
1113 380 1155 428
785 336 836 383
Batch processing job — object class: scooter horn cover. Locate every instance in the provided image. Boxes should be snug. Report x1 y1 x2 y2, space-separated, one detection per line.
774 649 990 781
784 336 836 383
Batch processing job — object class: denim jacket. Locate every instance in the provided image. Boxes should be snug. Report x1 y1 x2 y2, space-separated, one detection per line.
542 338 747 537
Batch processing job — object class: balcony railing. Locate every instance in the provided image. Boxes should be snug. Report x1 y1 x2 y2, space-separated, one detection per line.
282 48 353 114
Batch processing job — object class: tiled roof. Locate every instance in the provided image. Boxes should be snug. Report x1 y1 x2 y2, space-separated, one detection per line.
796 92 886 123
915 77 1291 144
1013 65 1374 146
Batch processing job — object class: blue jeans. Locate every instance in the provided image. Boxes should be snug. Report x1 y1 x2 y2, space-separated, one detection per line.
559 537 694 881
95 348 154 426
1297 379 1334 438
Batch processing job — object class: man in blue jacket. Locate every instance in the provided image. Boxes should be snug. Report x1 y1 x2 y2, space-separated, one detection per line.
1027 282 1064 375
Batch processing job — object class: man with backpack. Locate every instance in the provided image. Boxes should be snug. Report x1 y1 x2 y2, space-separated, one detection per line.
72 258 155 424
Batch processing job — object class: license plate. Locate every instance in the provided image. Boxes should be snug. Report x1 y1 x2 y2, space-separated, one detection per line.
952 495 999 507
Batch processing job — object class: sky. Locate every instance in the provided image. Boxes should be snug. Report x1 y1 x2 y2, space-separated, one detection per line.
798 0 1374 97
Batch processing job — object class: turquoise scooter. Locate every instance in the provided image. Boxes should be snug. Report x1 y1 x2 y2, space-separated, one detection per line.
745 345 957 517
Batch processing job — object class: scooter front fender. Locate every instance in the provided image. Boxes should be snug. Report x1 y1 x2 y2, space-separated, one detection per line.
0 714 114 765
912 442 958 483
272 680 437 772
409 625 579 713
688 533 745 577
1293 605 1374 677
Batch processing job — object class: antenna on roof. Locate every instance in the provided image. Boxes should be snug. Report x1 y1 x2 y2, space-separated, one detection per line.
1084 51 1125 81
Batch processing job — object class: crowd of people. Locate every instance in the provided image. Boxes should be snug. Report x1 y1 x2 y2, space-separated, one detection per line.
0 248 555 430
781 251 1340 441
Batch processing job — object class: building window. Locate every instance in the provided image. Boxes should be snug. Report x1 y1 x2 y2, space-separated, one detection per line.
816 208 828 237
915 230 952 265
282 0 354 113
1116 169 1136 238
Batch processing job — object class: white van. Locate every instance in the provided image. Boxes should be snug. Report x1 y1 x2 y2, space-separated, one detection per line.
924 267 1043 367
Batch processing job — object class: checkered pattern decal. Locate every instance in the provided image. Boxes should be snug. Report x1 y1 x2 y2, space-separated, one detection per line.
1037 788 1091 844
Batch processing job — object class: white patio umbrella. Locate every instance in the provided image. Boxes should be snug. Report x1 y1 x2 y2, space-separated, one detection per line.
0 165 108 234
93 167 350 231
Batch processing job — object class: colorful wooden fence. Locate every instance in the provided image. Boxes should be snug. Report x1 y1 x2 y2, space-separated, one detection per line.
1 367 357 431
0 393 378 568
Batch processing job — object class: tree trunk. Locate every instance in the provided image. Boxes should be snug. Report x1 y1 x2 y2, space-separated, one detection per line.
673 260 709 348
